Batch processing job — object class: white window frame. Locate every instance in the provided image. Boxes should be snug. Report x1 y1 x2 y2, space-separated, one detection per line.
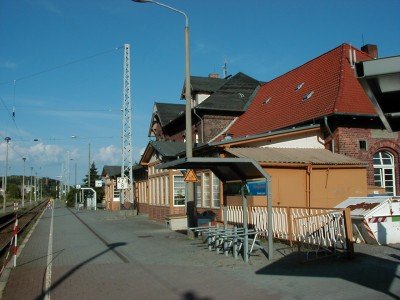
196 172 202 207
203 172 211 208
173 175 185 206
373 151 396 196
165 176 169 205
212 173 220 208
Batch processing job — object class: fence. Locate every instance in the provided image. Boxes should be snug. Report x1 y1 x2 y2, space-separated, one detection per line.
226 205 353 253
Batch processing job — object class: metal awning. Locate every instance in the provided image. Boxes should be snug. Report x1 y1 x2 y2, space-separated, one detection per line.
355 55 400 132
157 157 271 182
158 157 273 261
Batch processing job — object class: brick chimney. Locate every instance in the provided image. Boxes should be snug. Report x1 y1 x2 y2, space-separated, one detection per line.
208 73 220 78
361 44 378 59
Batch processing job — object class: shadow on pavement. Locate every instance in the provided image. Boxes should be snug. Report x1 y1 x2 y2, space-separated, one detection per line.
255 251 400 299
182 291 211 300
17 249 65 268
35 242 127 300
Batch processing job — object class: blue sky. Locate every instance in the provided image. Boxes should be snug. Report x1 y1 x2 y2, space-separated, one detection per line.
0 0 399 183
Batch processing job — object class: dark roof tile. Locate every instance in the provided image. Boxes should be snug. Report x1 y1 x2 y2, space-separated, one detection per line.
150 140 186 158
154 102 185 127
197 72 260 111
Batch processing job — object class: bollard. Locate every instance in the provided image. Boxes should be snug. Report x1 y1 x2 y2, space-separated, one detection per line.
13 218 19 267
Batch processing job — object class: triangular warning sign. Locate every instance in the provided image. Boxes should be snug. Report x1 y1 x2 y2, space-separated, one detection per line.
184 169 198 182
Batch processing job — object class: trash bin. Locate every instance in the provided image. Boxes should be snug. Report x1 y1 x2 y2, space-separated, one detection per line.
197 210 217 227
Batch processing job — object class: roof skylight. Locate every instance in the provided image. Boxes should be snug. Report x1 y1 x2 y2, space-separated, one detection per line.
302 91 314 101
262 97 271 105
295 82 304 91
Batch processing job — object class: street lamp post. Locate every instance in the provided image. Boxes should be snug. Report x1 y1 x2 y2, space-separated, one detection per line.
70 158 78 209
30 167 33 206
132 0 195 227
67 151 70 193
39 167 42 201
34 172 37 203
3 137 11 212
22 157 26 207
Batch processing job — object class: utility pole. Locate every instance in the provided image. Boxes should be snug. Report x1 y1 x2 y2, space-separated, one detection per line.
121 43 134 208
22 157 26 207
3 137 11 213
88 143 91 187
74 160 77 209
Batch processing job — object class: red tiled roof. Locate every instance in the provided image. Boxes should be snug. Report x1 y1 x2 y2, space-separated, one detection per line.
228 44 376 138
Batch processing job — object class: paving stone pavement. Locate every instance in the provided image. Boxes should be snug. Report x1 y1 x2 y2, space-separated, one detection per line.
1 199 399 300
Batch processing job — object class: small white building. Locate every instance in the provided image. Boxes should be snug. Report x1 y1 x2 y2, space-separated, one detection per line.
336 196 400 245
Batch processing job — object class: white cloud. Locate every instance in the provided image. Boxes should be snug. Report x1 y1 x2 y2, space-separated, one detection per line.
94 145 145 166
26 143 64 163
0 142 64 164
96 145 121 165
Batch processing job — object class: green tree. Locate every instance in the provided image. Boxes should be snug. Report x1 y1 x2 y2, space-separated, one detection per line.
82 162 104 203
7 183 21 200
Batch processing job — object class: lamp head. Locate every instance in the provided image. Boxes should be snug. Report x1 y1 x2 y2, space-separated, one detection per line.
132 0 152 3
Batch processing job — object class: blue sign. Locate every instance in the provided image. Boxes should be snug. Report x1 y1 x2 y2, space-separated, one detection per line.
246 180 267 196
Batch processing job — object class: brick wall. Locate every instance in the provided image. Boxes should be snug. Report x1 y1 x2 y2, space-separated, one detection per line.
154 114 237 143
203 115 236 142
138 203 149 214
146 205 185 223
335 127 400 194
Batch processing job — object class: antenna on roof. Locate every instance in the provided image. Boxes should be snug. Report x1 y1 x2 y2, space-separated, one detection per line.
222 58 228 79
361 33 365 47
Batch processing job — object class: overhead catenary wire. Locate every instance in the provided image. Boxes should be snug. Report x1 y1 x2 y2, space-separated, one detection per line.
0 133 37 174
0 46 124 86
0 46 124 179
0 95 28 148
0 46 123 165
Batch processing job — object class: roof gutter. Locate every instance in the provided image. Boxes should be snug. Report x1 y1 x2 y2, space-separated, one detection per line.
193 108 204 143
259 162 366 169
324 116 335 153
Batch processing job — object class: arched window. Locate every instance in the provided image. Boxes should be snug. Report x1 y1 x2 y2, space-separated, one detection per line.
373 151 396 195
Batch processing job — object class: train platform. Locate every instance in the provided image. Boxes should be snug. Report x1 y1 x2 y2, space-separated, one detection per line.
0 199 399 299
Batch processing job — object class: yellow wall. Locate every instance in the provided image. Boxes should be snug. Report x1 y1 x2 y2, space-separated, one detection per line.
310 168 367 208
266 168 307 207
226 166 367 209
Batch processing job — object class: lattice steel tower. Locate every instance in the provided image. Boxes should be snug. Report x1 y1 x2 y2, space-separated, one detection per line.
121 44 134 206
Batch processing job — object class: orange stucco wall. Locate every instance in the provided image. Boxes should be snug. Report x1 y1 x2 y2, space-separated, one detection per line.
310 168 367 207
226 166 367 209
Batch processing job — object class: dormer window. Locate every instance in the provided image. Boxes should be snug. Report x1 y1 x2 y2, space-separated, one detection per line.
302 91 314 101
295 82 304 91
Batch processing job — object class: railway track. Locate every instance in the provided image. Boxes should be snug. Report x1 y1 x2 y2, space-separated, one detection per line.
0 200 49 272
